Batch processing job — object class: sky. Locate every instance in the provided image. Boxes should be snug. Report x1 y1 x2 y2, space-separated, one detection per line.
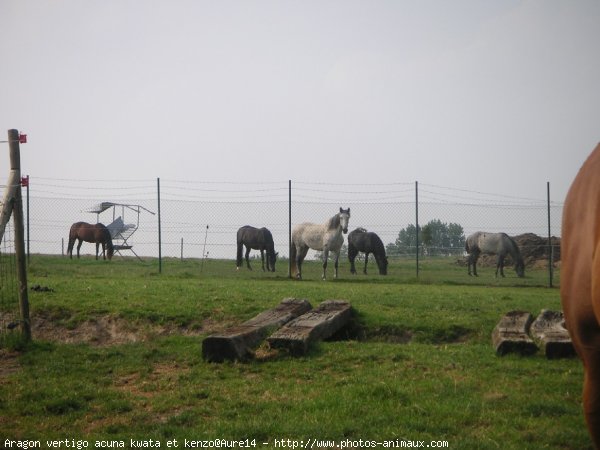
1 0 599 204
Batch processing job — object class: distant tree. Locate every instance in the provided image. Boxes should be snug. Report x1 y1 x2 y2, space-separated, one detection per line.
387 220 465 256
387 224 419 256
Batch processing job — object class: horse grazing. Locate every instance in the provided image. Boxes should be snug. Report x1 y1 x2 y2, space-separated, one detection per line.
465 232 524 278
291 207 350 280
236 225 277 272
67 222 114 260
347 228 388 275
561 143 600 448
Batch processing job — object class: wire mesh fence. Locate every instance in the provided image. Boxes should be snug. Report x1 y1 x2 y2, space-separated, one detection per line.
0 219 20 341
23 177 563 284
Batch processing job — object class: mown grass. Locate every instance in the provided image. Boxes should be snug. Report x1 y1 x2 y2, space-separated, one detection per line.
0 255 591 449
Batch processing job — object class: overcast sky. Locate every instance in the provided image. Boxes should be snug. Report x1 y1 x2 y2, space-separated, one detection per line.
1 0 599 204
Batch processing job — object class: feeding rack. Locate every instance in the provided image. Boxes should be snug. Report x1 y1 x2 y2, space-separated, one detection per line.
86 202 155 261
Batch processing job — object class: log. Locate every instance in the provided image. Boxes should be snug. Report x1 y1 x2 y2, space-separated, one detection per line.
202 298 312 362
267 300 352 355
530 310 576 359
492 310 538 356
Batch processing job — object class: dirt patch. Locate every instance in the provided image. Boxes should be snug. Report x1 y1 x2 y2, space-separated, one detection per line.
0 349 21 379
30 312 225 347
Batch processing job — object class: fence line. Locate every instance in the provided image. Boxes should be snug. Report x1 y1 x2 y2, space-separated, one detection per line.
22 177 562 285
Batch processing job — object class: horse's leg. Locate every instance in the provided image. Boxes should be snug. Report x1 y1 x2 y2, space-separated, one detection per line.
348 247 357 275
333 250 341 279
582 350 600 446
472 253 479 277
76 239 83 259
260 249 266 272
363 252 369 275
321 248 329 280
245 246 252 271
296 245 309 280
496 255 505 278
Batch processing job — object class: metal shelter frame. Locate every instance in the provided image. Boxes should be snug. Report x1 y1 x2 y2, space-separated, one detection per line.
86 202 155 261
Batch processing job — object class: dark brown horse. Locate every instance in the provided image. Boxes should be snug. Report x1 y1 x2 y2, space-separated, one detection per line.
236 225 277 272
561 143 600 448
67 222 114 260
347 228 388 275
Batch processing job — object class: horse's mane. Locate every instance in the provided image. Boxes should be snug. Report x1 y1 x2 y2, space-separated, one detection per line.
325 213 341 231
95 223 114 249
506 235 523 260
354 227 368 233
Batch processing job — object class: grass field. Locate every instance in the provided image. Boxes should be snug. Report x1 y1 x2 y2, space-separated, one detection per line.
0 255 592 449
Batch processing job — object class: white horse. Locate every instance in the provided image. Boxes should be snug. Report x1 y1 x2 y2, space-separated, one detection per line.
465 231 525 278
291 208 350 280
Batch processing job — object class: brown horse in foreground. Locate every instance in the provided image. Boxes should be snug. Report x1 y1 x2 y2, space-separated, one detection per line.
67 222 114 260
561 143 600 448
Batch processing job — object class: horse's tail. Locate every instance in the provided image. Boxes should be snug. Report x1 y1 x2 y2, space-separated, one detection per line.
67 223 79 257
236 228 244 268
290 240 297 278
465 232 479 254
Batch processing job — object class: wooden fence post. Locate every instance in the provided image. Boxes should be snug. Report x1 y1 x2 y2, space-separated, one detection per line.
8 129 30 341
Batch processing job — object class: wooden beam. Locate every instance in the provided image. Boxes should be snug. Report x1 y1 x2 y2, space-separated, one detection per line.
530 310 576 359
202 298 312 362
492 310 537 356
267 300 352 355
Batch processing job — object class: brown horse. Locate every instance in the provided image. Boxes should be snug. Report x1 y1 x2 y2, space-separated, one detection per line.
561 143 600 448
67 222 114 260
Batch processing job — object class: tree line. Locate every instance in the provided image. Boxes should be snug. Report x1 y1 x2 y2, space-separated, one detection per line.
314 219 465 260
386 219 465 257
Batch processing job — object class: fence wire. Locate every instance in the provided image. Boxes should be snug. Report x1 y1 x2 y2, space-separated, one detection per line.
0 206 20 341
23 177 562 282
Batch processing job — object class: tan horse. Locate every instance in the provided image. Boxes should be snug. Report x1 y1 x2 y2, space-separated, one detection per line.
561 143 600 447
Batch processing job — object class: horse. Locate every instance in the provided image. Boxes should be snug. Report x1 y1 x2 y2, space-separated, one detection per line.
465 231 524 278
290 207 350 280
67 222 114 260
347 227 388 275
236 225 277 272
561 143 600 448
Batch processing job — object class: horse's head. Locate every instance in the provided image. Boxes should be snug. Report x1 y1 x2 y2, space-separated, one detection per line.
515 258 525 278
379 256 389 275
339 207 350 234
268 251 278 272
106 241 115 260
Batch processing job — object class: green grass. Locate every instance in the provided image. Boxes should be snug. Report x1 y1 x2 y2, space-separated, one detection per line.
0 255 591 449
